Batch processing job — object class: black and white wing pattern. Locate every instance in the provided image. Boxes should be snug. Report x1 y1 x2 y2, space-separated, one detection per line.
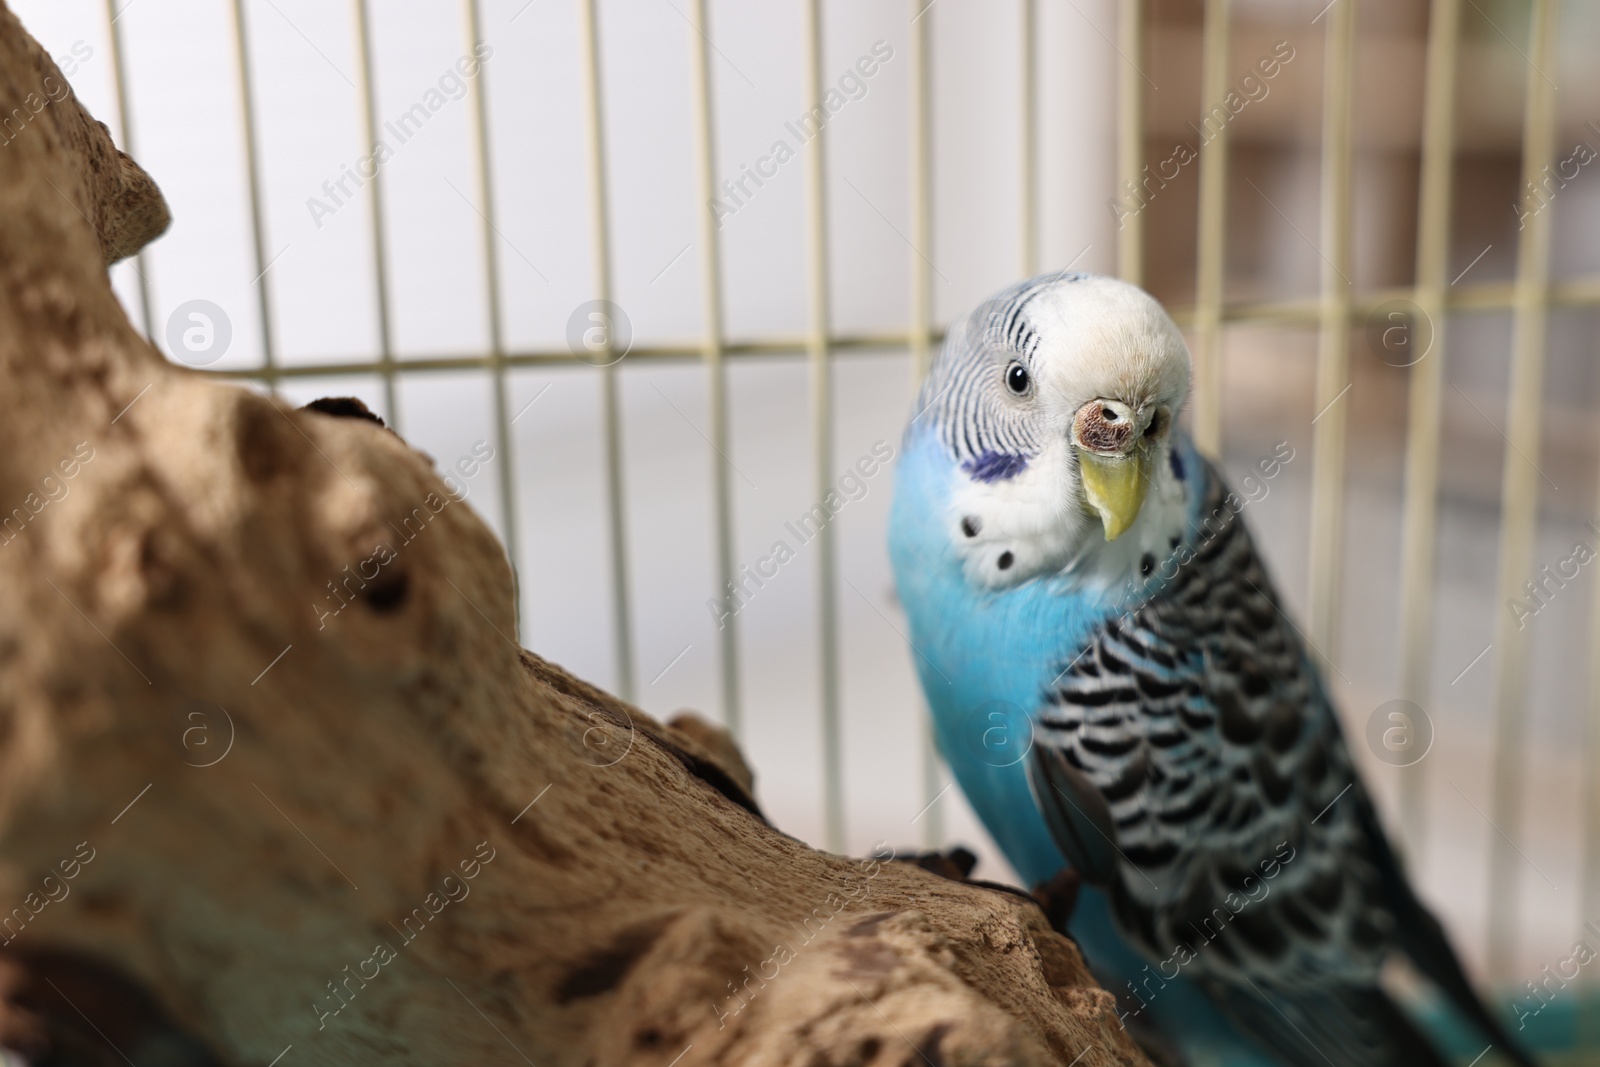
1027 458 1536 1067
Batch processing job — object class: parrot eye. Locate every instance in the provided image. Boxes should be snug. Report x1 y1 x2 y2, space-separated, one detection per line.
1004 362 1031 396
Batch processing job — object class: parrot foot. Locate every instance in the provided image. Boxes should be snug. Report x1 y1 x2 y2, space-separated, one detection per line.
902 846 978 882
1029 866 1082 935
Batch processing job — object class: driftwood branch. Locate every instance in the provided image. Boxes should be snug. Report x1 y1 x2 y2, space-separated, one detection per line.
0 5 1150 1064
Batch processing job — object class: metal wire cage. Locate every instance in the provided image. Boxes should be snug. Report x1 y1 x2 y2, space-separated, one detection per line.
20 0 1600 1049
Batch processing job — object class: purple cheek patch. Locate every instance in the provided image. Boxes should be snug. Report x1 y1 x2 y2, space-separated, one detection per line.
1169 448 1186 482
963 451 1029 482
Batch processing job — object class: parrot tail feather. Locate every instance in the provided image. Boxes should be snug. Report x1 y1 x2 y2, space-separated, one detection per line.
1210 979 1453 1067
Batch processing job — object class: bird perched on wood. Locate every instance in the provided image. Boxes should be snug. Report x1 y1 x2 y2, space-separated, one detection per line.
887 271 1536 1067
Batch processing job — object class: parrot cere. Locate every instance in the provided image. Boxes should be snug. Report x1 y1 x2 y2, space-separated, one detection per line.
887 272 1537 1067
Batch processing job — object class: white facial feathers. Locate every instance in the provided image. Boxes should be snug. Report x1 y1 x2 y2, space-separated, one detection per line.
1021 275 1190 426
932 273 1194 592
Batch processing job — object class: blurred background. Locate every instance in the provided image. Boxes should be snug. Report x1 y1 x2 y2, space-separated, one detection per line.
14 0 1600 1041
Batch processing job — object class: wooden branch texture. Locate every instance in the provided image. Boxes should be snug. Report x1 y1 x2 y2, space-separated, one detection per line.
0 5 1149 1065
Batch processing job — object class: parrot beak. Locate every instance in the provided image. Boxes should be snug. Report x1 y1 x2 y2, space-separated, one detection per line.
1077 448 1150 542
1072 398 1154 542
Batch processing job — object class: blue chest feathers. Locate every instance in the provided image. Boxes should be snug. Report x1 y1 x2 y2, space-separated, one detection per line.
888 427 1115 884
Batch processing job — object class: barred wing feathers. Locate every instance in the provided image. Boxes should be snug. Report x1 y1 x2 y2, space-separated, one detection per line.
1025 459 1535 1067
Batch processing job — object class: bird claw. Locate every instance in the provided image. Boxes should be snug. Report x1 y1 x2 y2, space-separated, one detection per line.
901 846 978 883
1030 866 1082 934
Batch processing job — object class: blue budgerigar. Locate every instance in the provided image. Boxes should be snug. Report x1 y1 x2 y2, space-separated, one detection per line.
888 272 1536 1067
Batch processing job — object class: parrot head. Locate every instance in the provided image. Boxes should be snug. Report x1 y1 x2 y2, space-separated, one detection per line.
916 271 1193 591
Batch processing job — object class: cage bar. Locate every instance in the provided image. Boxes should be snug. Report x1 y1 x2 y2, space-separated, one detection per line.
576 0 636 701
1189 0 1230 457
204 332 947 376
462 0 522 635
195 265 1600 381
1305 0 1355 663
908 3 934 393
1019 0 1037 278
351 0 399 429
1114 0 1144 288
684 0 741 736
1486 0 1560 981
101 0 154 340
909 0 942 849
1394 0 1461 858
228 0 279 386
1170 274 1600 326
801 0 844 853
1115 0 1142 287
1588 406 1600 1033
